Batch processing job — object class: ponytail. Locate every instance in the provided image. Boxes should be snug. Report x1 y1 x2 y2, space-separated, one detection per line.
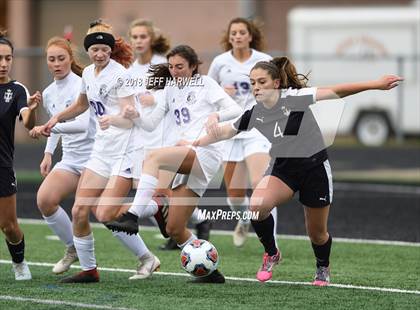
147 63 171 90
252 56 309 89
0 29 14 53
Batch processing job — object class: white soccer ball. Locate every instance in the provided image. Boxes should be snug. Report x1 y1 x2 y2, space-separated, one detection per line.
180 239 219 277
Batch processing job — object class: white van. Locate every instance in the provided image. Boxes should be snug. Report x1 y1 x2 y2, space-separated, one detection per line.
288 6 420 145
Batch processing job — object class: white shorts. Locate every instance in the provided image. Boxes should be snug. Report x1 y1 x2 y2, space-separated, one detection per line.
85 151 133 179
52 151 90 176
172 144 223 197
111 148 144 180
222 131 271 162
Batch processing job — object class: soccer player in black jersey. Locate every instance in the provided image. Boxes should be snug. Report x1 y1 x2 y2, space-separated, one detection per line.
0 30 41 280
179 56 402 285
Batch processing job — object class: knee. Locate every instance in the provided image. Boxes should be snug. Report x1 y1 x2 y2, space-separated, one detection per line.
0 221 19 237
95 208 116 223
249 198 272 220
37 193 60 216
226 189 247 201
144 149 158 163
71 205 90 224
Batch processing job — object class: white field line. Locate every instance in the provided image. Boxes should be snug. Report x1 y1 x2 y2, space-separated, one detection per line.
19 218 420 247
0 294 137 310
0 259 419 296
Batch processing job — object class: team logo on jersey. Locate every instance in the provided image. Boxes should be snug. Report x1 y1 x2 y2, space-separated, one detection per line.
273 121 284 138
281 105 291 116
99 84 108 97
186 91 196 105
3 89 13 103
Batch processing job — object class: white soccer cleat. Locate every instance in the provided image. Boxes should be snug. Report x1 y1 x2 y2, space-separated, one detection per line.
52 245 78 274
12 260 32 281
233 221 250 247
129 252 160 280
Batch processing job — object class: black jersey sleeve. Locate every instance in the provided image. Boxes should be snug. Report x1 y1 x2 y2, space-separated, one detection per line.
15 84 29 118
232 108 254 133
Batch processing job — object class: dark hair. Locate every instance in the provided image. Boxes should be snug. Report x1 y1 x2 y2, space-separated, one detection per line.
128 19 170 55
221 17 265 51
147 45 202 90
252 56 309 89
46 36 84 77
86 19 133 68
0 29 14 53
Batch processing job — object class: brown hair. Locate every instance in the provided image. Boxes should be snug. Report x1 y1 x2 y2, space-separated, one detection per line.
87 19 133 68
46 36 84 77
128 19 170 55
147 45 202 90
252 56 309 89
0 29 14 53
221 17 265 52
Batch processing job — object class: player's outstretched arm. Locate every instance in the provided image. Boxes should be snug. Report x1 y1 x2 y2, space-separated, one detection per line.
316 74 404 101
177 123 237 147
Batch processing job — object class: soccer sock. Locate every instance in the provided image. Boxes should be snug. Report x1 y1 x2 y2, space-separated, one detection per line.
129 174 158 217
177 233 197 249
112 231 150 258
227 196 250 225
311 234 332 268
6 235 25 264
43 206 74 247
73 233 96 271
189 208 205 225
251 214 277 256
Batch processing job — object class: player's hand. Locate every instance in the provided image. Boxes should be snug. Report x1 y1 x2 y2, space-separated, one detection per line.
223 85 237 97
376 75 404 90
122 104 140 119
40 153 52 177
42 116 59 137
205 113 221 138
29 125 45 139
28 91 41 111
98 115 113 130
138 93 155 107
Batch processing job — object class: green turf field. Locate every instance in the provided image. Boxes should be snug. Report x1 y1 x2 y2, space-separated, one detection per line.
1 222 419 310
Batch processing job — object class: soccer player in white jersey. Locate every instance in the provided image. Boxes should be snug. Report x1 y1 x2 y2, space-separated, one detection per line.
0 30 41 280
29 37 95 275
42 21 159 283
106 45 242 283
183 57 402 285
128 19 212 250
208 18 277 247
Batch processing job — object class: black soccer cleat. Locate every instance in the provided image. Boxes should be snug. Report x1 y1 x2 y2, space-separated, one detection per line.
159 238 179 251
152 194 170 238
59 268 99 283
105 212 139 235
190 269 225 284
196 219 212 241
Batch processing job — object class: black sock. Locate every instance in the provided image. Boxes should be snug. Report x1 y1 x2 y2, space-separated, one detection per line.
251 214 277 256
6 235 25 264
311 234 332 268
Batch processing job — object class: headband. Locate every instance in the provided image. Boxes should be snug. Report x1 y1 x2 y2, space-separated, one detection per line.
83 32 115 51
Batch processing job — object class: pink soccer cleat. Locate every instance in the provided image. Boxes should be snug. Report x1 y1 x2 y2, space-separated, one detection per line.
256 250 281 282
313 266 330 286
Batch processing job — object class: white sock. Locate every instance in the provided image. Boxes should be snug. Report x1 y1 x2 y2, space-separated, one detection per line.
43 206 73 247
189 208 205 225
271 207 278 247
73 234 96 271
227 196 250 225
177 233 197 249
137 200 159 219
129 174 158 217
112 231 150 258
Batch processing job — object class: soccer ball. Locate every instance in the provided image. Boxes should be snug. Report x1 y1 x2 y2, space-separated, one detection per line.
180 239 219 277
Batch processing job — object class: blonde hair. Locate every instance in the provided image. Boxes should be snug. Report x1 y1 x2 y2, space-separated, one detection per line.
128 19 170 55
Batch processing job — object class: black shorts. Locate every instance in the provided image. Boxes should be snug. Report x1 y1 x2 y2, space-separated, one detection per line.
266 160 333 208
0 167 17 197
